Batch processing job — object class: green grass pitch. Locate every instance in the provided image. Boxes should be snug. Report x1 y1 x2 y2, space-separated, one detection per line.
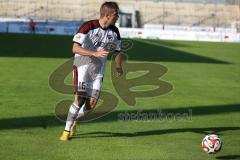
0 33 239 160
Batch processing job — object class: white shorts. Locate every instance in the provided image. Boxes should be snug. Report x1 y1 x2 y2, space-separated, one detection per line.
73 65 103 99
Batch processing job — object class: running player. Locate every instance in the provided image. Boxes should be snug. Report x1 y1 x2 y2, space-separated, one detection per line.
60 1 123 141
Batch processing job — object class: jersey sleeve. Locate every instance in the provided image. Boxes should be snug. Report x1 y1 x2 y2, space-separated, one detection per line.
115 39 121 52
73 32 87 45
73 22 91 45
114 27 121 53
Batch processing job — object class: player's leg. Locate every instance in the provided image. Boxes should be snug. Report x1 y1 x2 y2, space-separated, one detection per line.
76 76 102 119
60 94 85 141
60 65 87 141
68 91 98 137
69 95 90 137
67 96 97 139
69 93 86 137
64 94 85 131
76 97 98 119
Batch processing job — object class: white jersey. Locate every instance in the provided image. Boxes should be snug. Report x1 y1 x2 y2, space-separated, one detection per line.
73 20 121 77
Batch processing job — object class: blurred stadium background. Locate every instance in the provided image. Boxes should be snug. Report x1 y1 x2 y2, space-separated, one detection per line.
0 0 240 41
0 0 239 27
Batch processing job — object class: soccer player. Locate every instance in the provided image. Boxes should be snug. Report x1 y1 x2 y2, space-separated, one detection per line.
60 1 123 141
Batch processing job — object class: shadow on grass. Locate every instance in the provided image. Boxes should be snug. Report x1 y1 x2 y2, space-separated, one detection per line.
127 39 229 64
0 33 73 58
0 103 239 130
216 155 240 160
0 33 229 64
72 126 240 138
95 103 240 124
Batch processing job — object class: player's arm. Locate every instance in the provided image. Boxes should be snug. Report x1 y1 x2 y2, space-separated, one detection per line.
111 26 123 77
115 52 123 77
72 23 108 57
72 43 108 57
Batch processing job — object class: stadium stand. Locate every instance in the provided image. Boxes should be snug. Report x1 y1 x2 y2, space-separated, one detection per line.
0 0 239 29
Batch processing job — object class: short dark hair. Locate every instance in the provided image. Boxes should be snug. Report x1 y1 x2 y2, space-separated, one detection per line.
100 1 119 18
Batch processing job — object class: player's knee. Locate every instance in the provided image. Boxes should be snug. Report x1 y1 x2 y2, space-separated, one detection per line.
74 96 85 107
85 99 97 110
78 97 86 106
85 103 96 110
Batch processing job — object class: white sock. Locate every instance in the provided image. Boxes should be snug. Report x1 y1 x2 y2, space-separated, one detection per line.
76 104 90 119
64 103 80 131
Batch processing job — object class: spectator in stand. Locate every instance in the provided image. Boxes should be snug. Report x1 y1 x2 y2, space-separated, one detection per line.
29 19 36 33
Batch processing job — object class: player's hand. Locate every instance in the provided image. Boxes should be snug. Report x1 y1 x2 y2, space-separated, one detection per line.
93 49 109 57
116 67 123 77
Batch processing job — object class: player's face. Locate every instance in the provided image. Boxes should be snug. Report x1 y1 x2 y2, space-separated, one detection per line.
108 11 119 25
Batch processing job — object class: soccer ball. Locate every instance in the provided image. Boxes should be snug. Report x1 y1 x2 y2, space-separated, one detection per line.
201 134 222 154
